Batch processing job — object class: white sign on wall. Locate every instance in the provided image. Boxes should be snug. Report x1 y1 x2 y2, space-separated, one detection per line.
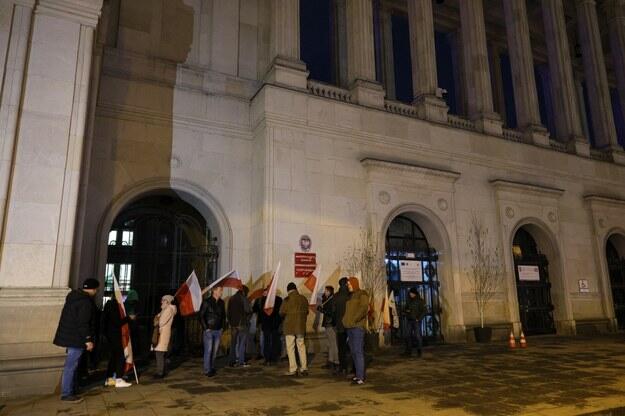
578 279 589 293
518 265 540 281
400 260 423 282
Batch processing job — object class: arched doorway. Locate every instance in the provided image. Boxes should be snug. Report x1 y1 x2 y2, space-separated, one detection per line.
104 192 219 357
512 227 556 335
606 234 625 329
385 215 442 344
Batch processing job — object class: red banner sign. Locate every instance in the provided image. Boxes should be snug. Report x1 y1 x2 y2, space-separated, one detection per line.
294 252 316 278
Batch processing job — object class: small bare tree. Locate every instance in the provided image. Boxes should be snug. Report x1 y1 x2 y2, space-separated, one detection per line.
341 228 387 331
467 214 503 328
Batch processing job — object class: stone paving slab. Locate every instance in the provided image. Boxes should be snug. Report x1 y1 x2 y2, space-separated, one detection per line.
3 335 625 415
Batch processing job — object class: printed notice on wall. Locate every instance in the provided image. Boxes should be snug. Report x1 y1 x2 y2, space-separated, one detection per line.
400 260 423 282
518 265 540 281
578 279 590 293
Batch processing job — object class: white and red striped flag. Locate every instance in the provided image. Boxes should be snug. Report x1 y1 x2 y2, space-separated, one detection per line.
112 276 137 382
202 270 242 295
263 262 281 315
305 265 322 311
389 290 400 329
174 271 202 317
381 289 391 330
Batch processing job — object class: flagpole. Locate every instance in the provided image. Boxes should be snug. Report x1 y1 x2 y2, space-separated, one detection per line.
132 364 139 384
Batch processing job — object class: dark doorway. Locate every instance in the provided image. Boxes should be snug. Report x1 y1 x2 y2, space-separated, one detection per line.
606 235 625 329
104 193 219 358
385 215 442 345
513 227 556 335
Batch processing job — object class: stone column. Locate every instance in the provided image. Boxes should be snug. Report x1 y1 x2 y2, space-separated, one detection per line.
503 0 550 146
541 0 587 155
264 0 308 90
607 0 625 149
0 0 103 397
576 0 621 158
407 0 448 122
459 0 503 135
346 0 385 108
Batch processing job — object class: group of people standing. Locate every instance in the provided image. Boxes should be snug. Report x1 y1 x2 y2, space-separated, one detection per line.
53 275 427 402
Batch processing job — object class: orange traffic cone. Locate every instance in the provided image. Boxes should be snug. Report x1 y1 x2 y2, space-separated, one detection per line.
508 331 516 349
520 331 527 348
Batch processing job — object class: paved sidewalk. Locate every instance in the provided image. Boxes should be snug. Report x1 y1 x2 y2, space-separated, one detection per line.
3 335 625 415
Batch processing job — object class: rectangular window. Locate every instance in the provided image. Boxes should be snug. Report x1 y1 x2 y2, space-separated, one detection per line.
499 53 517 129
108 230 118 246
119 264 132 291
105 264 115 291
611 87 625 147
300 0 337 85
435 31 457 115
121 230 134 246
534 64 556 138
581 81 596 147
391 13 413 104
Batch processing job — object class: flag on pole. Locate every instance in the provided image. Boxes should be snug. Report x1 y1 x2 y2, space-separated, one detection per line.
306 265 322 311
248 271 272 301
174 271 203 317
381 289 391 330
263 262 281 315
201 270 242 295
389 290 400 329
113 276 136 379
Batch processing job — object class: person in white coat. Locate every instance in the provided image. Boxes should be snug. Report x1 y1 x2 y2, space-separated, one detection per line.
153 295 177 378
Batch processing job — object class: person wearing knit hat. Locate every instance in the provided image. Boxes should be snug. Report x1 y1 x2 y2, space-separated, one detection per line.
153 294 177 378
342 277 369 385
53 278 100 403
403 287 427 358
279 281 309 376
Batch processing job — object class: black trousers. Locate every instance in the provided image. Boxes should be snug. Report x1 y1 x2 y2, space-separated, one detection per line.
263 328 281 363
106 337 124 378
336 331 349 371
404 319 423 354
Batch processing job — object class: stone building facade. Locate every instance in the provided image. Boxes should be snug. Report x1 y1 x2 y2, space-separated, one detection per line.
1 0 625 397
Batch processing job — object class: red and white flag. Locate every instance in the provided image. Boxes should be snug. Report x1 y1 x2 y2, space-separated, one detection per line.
305 265 322 311
248 271 271 302
381 290 391 330
202 269 242 295
389 290 400 329
263 262 281 315
113 276 135 377
174 271 202 317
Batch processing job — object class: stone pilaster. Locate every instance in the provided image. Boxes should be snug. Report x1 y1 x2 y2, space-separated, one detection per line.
407 0 448 122
576 0 620 155
607 1 625 139
346 0 385 108
503 0 550 146
541 0 588 155
459 0 503 136
0 0 103 397
264 0 308 90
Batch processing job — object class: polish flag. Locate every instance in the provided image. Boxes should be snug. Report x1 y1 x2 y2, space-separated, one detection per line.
113 276 136 380
174 271 202 317
381 290 391 330
389 290 400 329
305 265 322 311
263 262 281 315
248 271 271 302
202 270 243 295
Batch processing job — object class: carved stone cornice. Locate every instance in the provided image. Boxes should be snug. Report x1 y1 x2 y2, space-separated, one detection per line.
490 179 564 198
35 0 103 27
361 158 461 182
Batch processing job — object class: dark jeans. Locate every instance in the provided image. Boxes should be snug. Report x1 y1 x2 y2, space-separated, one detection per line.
61 347 84 397
203 329 222 374
229 327 249 364
106 337 124 378
262 328 281 363
404 319 422 354
155 351 166 376
336 331 348 371
346 327 365 381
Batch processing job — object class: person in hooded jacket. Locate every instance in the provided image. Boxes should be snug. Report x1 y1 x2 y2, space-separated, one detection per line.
53 278 100 403
343 277 369 385
333 277 350 375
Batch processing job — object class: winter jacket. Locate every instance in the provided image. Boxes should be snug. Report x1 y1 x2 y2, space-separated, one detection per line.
199 296 226 331
342 289 370 330
101 298 129 340
333 286 350 332
53 289 97 349
227 290 252 328
254 295 283 331
154 304 177 352
279 289 309 335
318 295 336 327
403 295 427 321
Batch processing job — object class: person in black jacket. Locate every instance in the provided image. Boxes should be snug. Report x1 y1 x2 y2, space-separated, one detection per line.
333 277 350 375
254 288 282 365
53 278 100 403
227 285 251 367
403 287 427 357
101 297 131 387
318 285 338 371
200 286 226 376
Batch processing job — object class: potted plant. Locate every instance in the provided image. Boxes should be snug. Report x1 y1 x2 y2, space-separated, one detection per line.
341 228 387 352
467 214 503 343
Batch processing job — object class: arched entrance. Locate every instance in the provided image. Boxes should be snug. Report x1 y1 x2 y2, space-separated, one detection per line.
512 227 556 335
606 233 625 329
104 192 219 357
385 215 442 344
